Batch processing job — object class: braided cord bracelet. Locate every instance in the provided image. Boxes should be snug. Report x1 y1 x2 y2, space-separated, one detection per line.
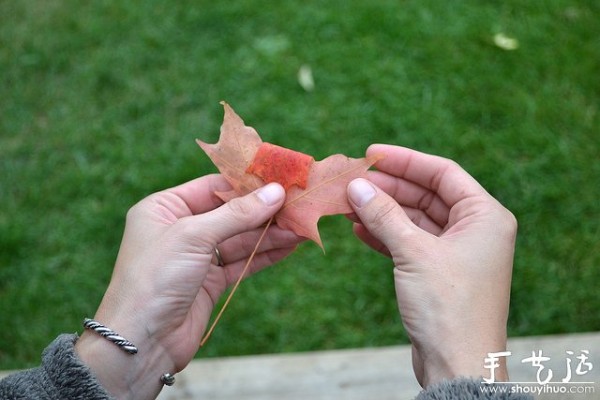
83 318 138 354
82 318 176 386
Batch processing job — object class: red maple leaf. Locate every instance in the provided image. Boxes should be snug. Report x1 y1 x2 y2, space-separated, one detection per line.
196 102 382 345
197 102 382 249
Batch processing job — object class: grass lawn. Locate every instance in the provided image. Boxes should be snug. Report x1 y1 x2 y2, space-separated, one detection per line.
1 0 599 369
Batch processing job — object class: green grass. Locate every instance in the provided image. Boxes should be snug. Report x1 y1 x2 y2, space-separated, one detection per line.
1 0 599 369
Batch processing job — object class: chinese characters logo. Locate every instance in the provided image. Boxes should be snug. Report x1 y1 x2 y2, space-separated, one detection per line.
484 350 593 385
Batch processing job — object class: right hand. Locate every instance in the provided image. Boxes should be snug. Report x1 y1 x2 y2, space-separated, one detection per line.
347 144 517 387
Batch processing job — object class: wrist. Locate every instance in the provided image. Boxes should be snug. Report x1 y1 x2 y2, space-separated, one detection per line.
421 347 509 388
418 329 509 387
75 317 174 400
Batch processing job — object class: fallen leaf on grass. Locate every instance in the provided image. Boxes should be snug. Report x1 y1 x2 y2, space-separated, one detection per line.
493 33 519 50
297 64 315 92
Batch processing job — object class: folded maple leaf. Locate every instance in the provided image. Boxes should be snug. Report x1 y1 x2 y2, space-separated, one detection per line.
197 102 382 249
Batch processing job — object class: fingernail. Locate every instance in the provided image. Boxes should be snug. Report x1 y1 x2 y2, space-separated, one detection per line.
257 183 285 206
348 179 376 208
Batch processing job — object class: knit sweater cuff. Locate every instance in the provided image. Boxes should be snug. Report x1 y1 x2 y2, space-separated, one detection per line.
41 333 114 399
415 377 534 400
0 333 114 400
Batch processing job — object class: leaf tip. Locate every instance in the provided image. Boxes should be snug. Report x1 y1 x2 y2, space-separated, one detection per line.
368 153 386 166
310 231 326 252
219 100 234 114
219 101 246 128
196 138 211 153
318 242 326 253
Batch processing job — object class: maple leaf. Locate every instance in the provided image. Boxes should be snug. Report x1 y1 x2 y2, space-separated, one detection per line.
197 102 381 249
196 102 382 346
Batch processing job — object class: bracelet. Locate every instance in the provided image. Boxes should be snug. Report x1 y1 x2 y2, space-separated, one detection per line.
83 318 176 386
83 318 138 355
161 373 176 386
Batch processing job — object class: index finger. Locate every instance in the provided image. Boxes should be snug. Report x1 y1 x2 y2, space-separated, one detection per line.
366 144 488 208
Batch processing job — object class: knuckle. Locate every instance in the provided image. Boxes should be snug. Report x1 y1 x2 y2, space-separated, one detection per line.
364 201 399 234
125 204 139 222
501 208 518 237
172 219 214 253
429 159 461 191
488 203 518 240
175 217 198 237
226 197 259 222
238 233 261 255
416 190 436 212
125 198 148 223
370 203 396 227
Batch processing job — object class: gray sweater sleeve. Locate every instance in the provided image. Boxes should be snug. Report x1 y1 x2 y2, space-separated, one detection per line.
416 377 533 400
0 334 114 400
1 334 532 400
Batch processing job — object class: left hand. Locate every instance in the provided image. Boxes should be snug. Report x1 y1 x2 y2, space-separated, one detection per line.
76 174 303 399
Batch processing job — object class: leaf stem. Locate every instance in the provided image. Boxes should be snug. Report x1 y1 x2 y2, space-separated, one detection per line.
200 216 274 347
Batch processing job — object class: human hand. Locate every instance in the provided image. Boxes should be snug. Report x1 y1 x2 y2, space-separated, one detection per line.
75 175 303 399
347 144 517 388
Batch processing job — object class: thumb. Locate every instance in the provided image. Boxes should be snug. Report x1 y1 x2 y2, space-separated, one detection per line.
347 178 421 258
182 183 286 250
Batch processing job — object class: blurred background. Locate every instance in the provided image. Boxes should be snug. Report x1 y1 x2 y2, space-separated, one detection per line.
1 0 598 370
